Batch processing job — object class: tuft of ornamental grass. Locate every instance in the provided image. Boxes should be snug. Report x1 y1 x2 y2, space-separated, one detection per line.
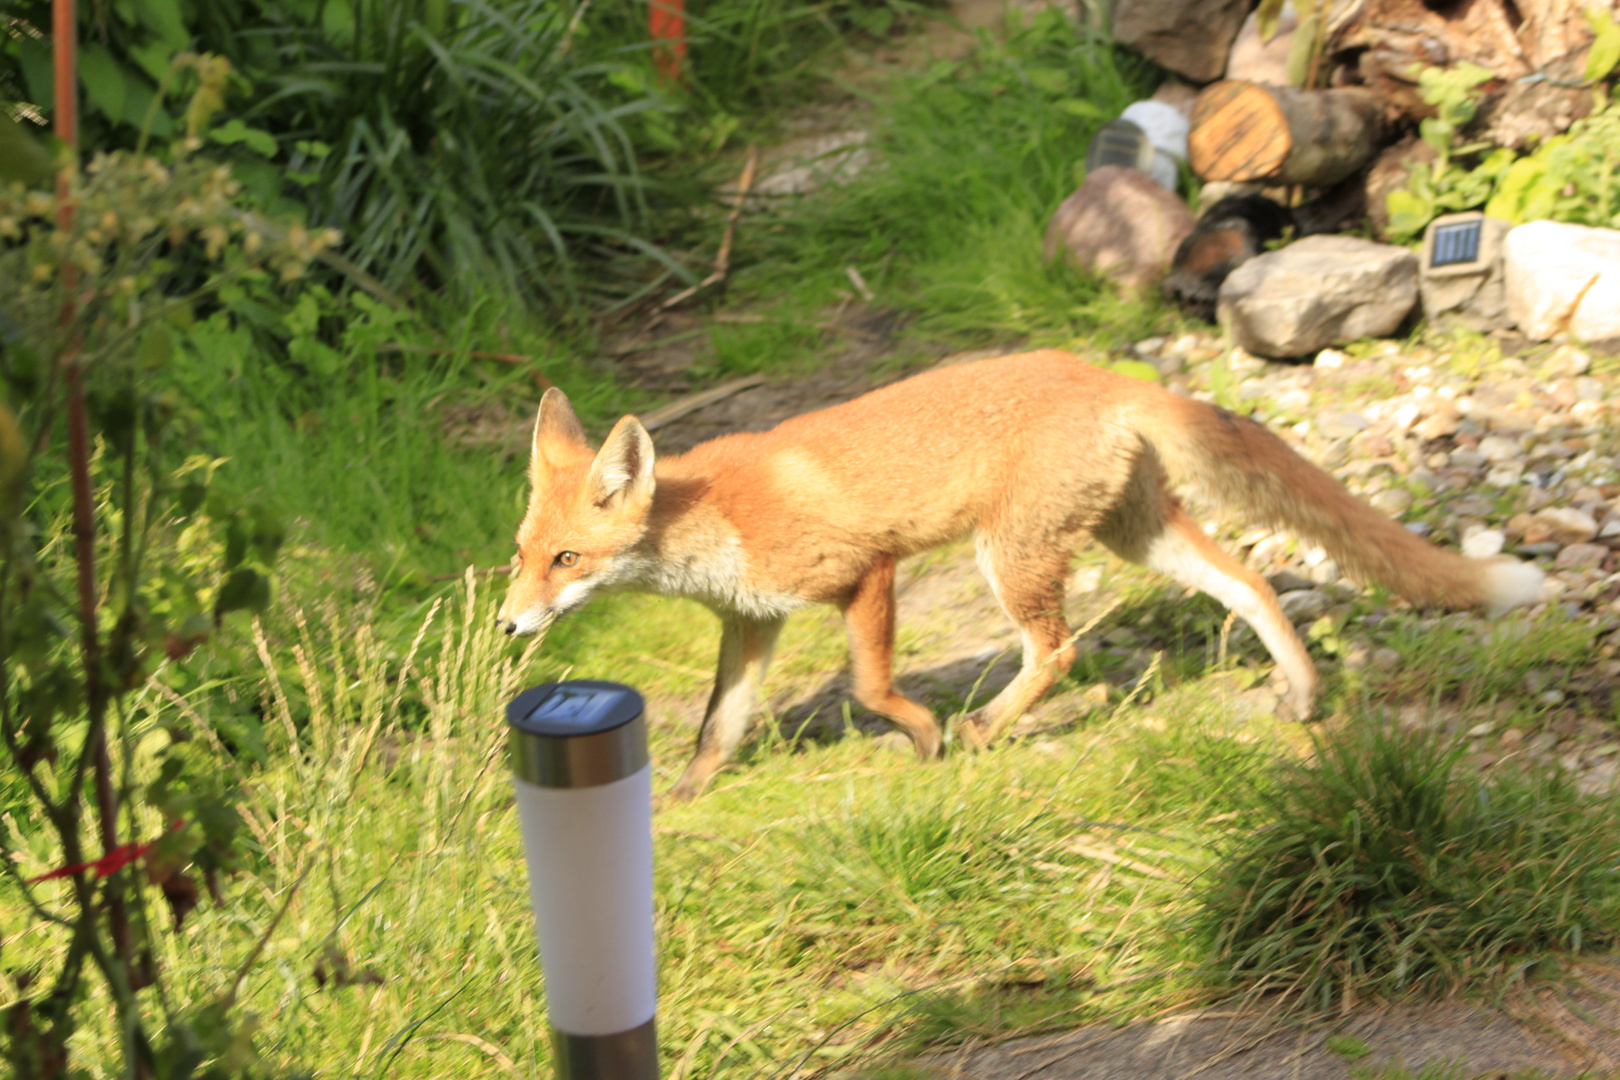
1195 720 1620 1013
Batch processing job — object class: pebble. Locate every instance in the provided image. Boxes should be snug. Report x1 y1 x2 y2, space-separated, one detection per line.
1177 332 1620 793
1267 570 1314 593
1317 411 1371 439
1461 529 1506 559
1279 589 1332 624
1485 464 1524 487
1370 489 1413 516
1527 506 1599 545
1554 543 1608 571
1479 434 1523 462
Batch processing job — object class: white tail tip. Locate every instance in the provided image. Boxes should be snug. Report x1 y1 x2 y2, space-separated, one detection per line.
1481 557 1545 613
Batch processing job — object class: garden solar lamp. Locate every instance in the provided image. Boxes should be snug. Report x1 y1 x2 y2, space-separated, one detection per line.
508 680 659 1079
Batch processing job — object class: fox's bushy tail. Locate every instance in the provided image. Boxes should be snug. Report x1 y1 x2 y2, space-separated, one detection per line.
1142 392 1543 611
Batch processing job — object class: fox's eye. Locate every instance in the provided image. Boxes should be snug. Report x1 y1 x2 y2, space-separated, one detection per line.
555 551 579 568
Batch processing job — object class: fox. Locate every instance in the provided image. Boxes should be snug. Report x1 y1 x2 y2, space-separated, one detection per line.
498 350 1545 801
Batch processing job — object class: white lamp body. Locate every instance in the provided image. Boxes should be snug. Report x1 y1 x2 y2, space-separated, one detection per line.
506 680 659 1080
513 764 656 1036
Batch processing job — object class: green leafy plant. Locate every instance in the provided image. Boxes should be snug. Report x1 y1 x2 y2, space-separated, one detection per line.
0 59 329 1077
4 0 671 310
1385 62 1508 242
1484 95 1620 229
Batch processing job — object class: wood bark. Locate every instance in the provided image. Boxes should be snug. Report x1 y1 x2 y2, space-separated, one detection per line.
1325 0 1615 127
1188 81 1384 186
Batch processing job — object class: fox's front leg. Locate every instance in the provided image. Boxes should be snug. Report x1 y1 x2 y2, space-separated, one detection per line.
669 614 786 802
843 555 943 759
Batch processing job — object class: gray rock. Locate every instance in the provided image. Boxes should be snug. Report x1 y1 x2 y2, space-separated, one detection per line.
1044 166 1195 297
1554 542 1608 571
1266 570 1313 593
1526 506 1599 545
1504 220 1620 342
1316 411 1370 439
1370 489 1413 516
1279 589 1332 624
1112 0 1249 83
1478 434 1522 463
1225 5 1295 87
1217 236 1419 358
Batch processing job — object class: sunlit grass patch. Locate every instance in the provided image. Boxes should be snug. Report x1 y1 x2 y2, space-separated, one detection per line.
1194 720 1620 1013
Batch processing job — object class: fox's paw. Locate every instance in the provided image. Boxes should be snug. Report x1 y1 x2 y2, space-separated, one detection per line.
955 709 997 752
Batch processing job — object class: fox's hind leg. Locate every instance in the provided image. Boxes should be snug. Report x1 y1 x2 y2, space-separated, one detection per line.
842 555 943 759
1095 463 1317 718
957 534 1079 749
670 613 786 801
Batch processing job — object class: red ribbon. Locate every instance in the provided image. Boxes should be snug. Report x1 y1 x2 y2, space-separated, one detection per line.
27 821 183 884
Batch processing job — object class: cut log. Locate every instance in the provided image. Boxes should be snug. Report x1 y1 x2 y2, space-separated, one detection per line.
1188 80 1384 187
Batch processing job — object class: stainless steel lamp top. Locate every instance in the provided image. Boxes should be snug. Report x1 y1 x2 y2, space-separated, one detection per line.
507 680 648 790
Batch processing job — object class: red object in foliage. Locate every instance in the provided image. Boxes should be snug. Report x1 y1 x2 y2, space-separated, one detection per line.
27 822 184 884
649 0 686 81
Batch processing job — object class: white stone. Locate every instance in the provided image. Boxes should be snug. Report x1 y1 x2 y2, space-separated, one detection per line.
1478 434 1522 463
1503 220 1620 342
1485 464 1524 487
1461 528 1506 558
1370 489 1413 516
1218 236 1420 358
1314 348 1349 369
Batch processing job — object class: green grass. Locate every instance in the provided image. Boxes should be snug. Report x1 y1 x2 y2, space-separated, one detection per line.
1195 721 1620 1012
15 7 1620 1077
714 10 1184 366
14 568 1620 1077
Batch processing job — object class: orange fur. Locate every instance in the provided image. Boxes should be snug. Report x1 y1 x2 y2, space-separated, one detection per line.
498 351 1543 800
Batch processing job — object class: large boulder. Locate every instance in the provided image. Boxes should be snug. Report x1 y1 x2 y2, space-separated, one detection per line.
1044 166 1196 297
1503 220 1620 342
1113 0 1249 84
1217 235 1419 358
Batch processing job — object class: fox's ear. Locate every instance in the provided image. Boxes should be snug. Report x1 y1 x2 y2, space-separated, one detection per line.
586 415 656 510
530 387 587 479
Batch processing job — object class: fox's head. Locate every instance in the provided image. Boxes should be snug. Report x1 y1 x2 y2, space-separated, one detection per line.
497 388 656 636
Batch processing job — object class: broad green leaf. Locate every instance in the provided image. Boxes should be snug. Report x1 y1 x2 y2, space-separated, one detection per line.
209 119 279 158
0 115 54 186
0 399 27 518
1584 8 1620 82
214 567 270 617
1056 99 1108 120
138 324 174 370
1385 188 1434 242
78 43 129 127
1285 12 1320 87
1109 359 1162 383
132 0 188 50
1255 0 1288 43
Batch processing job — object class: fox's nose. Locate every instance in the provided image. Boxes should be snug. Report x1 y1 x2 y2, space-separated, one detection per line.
503 620 517 636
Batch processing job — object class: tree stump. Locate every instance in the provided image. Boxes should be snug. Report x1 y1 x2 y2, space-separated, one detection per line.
1188 81 1384 187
